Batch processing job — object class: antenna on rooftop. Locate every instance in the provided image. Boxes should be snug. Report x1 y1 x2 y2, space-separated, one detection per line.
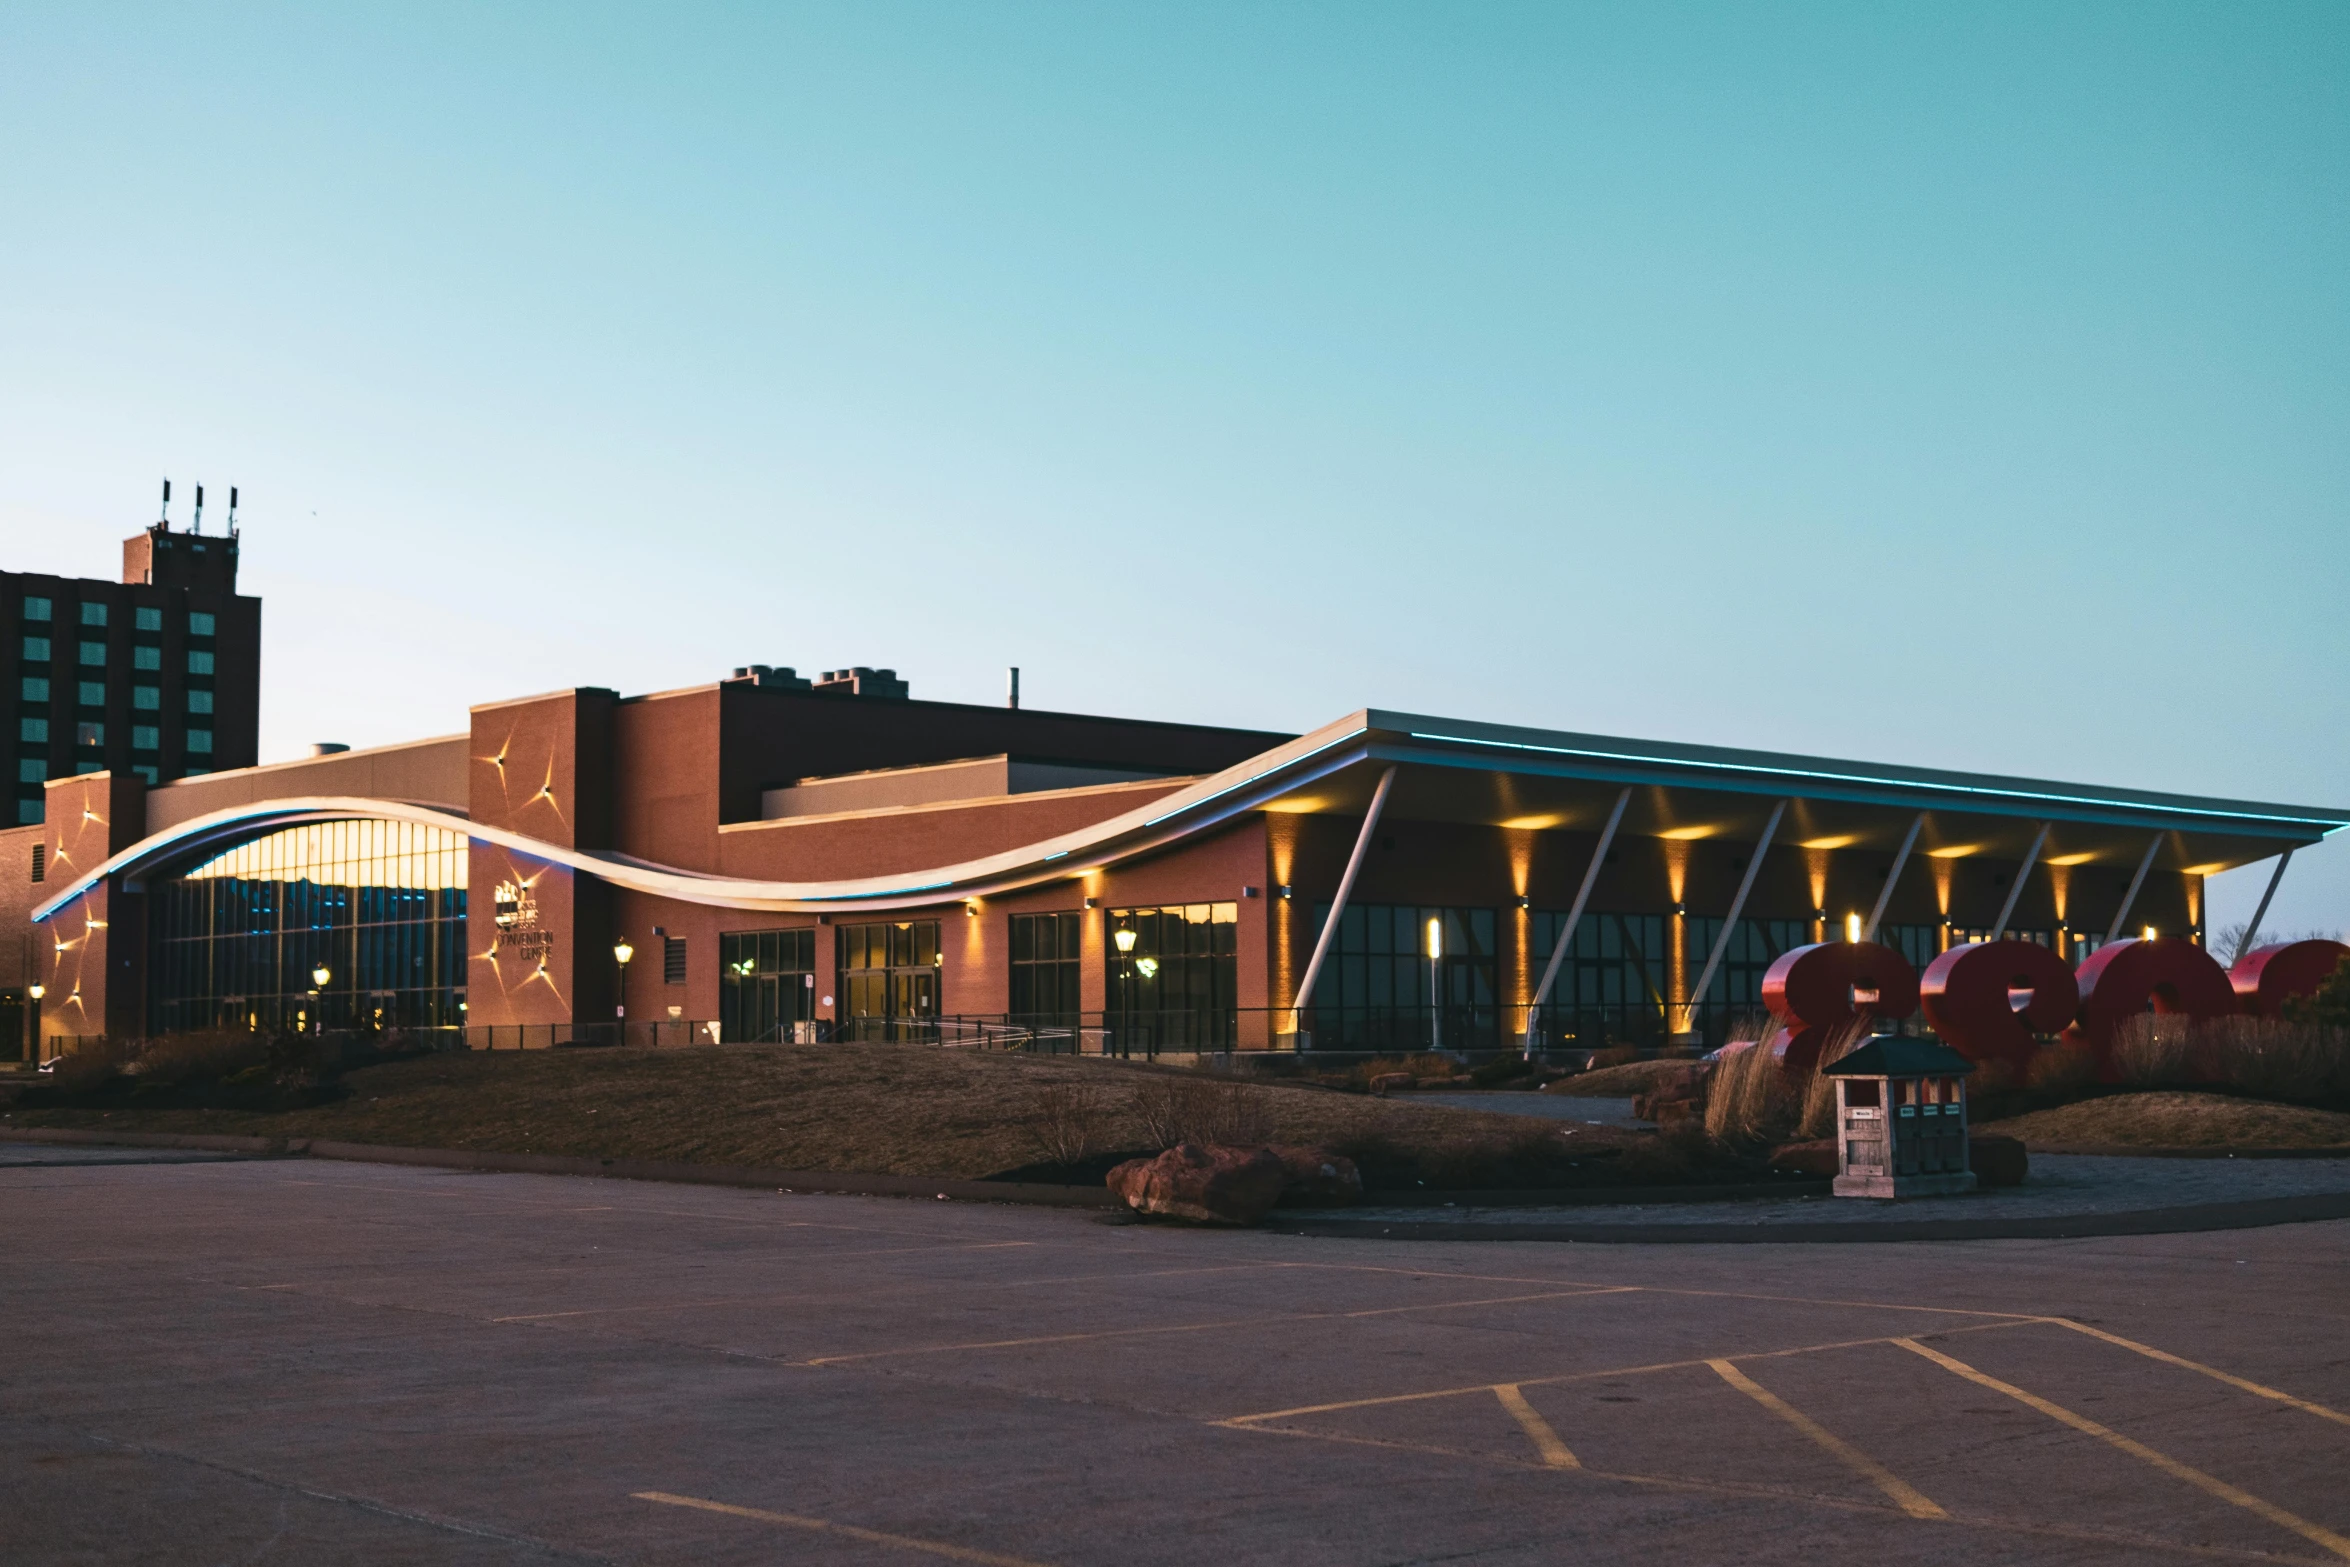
159 478 171 526
227 486 239 536
192 484 204 534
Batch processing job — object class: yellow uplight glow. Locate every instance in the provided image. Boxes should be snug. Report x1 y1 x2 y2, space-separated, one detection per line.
1800 835 1858 851
1845 913 1862 943
1261 797 1327 814
2044 852 2095 867
1926 845 1981 859
1656 825 1716 841
1500 814 1564 831
1426 917 1442 960
2182 863 2228 877
2143 926 2158 942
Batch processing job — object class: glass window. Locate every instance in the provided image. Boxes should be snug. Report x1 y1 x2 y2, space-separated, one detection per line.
133 645 162 671
188 650 215 675
16 800 42 825
79 602 107 627
22 637 49 662
22 596 50 622
78 681 104 708
186 729 212 754
145 818 470 1037
78 641 105 667
187 689 214 715
134 765 159 785
719 928 817 1043
133 685 159 710
20 677 46 702
74 761 102 775
1305 903 1496 1051
837 921 941 1040
1010 911 1083 1028
76 721 103 747
17 759 44 783
19 717 47 742
1106 904 1239 1049
188 611 216 637
132 725 159 751
134 607 162 631
1527 911 1671 1050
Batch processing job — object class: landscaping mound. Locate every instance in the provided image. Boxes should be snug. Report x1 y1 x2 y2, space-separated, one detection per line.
1977 1091 2350 1150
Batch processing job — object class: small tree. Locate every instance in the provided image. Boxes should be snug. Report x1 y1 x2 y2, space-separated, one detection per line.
2285 952 2350 1030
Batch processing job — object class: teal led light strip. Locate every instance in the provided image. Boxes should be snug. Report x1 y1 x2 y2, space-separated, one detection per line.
1406 732 2348 833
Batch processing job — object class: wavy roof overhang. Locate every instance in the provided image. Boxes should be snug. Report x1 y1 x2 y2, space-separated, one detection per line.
31 709 2344 923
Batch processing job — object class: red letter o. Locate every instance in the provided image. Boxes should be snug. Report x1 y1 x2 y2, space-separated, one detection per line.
2229 939 2350 1018
2068 937 2235 1075
1920 940 2080 1070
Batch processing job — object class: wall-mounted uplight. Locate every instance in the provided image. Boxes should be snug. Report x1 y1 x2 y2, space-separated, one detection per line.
1276 885 1293 901
964 901 980 917
2143 925 2158 942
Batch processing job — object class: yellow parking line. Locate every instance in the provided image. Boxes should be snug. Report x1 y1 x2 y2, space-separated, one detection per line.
1221 1317 2033 1426
1707 1359 1945 1520
1896 1338 2350 1562
1493 1384 1580 1469
2043 1319 2350 1429
634 1491 1054 1566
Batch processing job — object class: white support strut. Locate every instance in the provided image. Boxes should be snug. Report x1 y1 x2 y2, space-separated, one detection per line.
1862 812 1926 944
1287 766 1399 1039
1989 822 2050 943
2105 833 2167 947
1682 798 1789 1036
2235 847 2296 961
1521 787 1632 1052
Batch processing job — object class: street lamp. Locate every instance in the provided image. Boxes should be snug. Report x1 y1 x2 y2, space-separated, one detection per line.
613 940 634 1041
309 964 331 1036
1426 917 1443 1053
23 983 41 1066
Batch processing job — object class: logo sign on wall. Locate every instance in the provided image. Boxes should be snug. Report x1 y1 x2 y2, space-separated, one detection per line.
492 879 553 963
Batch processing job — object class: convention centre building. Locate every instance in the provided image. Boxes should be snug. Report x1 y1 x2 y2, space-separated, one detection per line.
3 525 2344 1062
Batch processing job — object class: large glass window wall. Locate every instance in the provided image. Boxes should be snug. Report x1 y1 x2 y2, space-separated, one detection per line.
837 921 939 1040
720 928 817 1043
1306 903 1497 1050
147 819 469 1036
1106 903 1238 1049
1010 911 1082 1028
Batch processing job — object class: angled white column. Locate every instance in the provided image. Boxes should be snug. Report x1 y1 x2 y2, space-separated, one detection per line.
1862 812 1926 944
1521 787 1632 1052
1989 822 2050 942
1287 766 1399 1040
1681 798 1788 1037
2104 833 2167 947
2233 847 2296 960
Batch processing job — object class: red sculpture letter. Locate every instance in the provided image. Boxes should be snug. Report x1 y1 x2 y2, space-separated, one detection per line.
2229 939 2350 1018
1920 940 2079 1071
2068 937 2236 1075
1761 942 1921 1073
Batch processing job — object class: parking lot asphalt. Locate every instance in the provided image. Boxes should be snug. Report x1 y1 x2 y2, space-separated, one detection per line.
4 1149 2348 1566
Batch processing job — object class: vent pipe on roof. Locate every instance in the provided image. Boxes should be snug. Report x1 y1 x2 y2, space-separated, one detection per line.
1008 667 1019 710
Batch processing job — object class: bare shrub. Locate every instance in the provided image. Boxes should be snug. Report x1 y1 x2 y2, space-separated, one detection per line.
2026 1042 2097 1096
47 1038 133 1095
1588 1046 1639 1070
1796 1015 1875 1141
2111 1013 2196 1088
1021 1084 1103 1166
1704 1040 1801 1152
2197 1015 2350 1105
1130 1075 1275 1150
126 1029 269 1089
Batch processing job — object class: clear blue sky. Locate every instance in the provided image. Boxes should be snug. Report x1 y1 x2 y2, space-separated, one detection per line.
2 3 2344 935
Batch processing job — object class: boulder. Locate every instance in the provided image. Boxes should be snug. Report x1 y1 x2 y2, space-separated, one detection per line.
1266 1145 1363 1207
1969 1133 2029 1188
1368 1072 1415 1095
1769 1139 1840 1177
1106 1143 1290 1225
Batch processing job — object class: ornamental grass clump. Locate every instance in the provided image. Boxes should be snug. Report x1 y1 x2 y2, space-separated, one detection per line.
2112 1013 2196 1089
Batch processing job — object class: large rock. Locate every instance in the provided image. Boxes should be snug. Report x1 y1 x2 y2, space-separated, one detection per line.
1368 1072 1415 1095
1769 1139 1839 1177
1106 1143 1290 1225
1266 1145 1363 1207
1969 1133 2029 1188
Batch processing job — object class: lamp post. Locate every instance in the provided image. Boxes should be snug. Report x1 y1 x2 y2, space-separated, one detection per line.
613 940 634 1043
310 964 331 1036
25 983 42 1066
1426 916 1444 1054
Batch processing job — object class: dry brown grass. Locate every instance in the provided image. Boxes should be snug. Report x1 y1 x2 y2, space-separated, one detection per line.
1547 1058 1691 1097
2111 1014 2197 1088
1977 1091 2350 1149
4 1041 1649 1182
